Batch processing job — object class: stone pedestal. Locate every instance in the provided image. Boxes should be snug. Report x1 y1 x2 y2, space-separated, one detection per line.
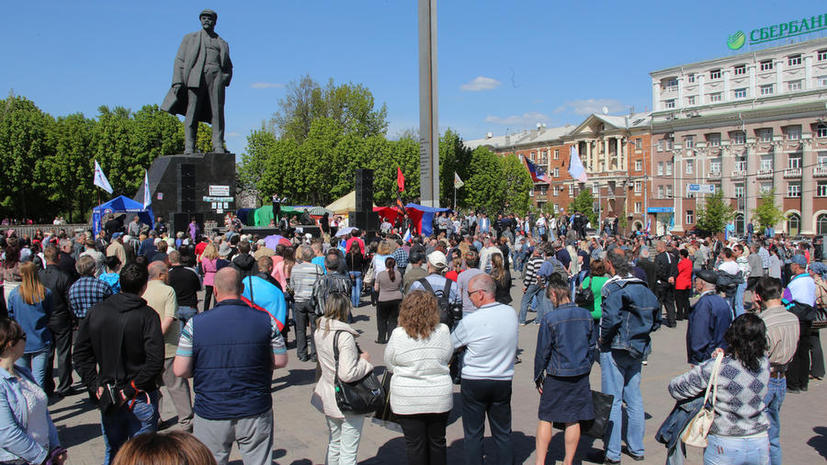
134 152 236 234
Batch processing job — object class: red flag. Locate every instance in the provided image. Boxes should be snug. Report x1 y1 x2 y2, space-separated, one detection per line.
397 167 405 192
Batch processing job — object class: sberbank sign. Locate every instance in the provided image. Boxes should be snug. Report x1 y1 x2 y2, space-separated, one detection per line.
727 13 827 50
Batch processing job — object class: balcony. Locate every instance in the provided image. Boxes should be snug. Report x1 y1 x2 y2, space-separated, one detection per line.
757 169 774 179
731 169 746 177
815 166 827 177
708 170 722 179
783 167 802 178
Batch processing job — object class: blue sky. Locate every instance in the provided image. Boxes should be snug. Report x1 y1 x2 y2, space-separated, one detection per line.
2 1 822 155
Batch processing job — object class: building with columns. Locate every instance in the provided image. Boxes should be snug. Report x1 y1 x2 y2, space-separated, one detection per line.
650 37 827 236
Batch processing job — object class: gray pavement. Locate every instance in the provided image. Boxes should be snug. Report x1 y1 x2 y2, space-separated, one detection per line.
53 285 827 465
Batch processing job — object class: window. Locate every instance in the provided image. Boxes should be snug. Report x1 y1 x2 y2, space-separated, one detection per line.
760 84 774 95
656 140 664 152
760 157 773 171
710 160 722 173
657 185 664 199
666 139 674 150
665 161 673 175
634 138 642 150
657 161 664 175
819 182 827 197
665 185 673 198
554 149 559 160
818 214 827 235
760 60 774 71
568 184 574 195
757 128 773 142
820 50 827 61
819 151 827 166
553 168 560 178
731 131 746 145
687 96 696 106
760 182 773 194
553 186 559 197
541 150 548 162
819 76 827 87
634 181 642 193
684 135 694 148
665 99 676 109
687 73 695 83
735 184 745 198
788 214 801 236
686 210 694 225
788 154 802 168
734 64 746 76
818 126 827 138
685 159 694 174
529 188 534 198
707 133 721 146
530 151 536 160
634 202 642 213
635 160 643 171
708 92 722 103
785 126 801 140
735 159 747 172
664 78 678 92
787 183 801 197
788 55 802 66
788 80 802 91
734 88 747 99
710 69 721 80
591 184 599 194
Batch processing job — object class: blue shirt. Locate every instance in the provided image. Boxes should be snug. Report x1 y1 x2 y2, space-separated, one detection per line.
312 256 327 275
687 292 732 365
68 277 113 318
7 288 53 353
451 302 518 380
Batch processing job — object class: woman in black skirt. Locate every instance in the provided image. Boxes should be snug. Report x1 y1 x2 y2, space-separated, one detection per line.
533 275 597 465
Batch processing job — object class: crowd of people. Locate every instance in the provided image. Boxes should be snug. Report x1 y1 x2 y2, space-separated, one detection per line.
0 209 823 465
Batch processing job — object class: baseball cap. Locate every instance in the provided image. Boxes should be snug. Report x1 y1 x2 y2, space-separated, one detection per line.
427 251 448 270
790 254 807 267
696 269 719 285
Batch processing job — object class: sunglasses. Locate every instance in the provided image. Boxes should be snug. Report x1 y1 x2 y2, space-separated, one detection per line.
468 289 485 298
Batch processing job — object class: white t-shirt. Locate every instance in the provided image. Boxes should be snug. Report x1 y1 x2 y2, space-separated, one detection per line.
718 260 740 276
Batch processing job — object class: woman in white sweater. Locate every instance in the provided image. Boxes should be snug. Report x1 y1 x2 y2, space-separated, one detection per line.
384 290 454 465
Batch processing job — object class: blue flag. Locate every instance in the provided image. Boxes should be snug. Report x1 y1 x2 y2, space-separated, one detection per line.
568 146 588 182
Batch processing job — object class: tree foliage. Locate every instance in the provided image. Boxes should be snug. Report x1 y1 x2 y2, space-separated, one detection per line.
500 153 534 216
751 189 784 230
696 190 735 235
568 188 598 225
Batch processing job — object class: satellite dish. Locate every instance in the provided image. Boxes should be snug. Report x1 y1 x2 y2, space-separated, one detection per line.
602 106 609 115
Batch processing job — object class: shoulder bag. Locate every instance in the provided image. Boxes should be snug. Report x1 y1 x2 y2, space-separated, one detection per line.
332 331 385 414
681 352 723 447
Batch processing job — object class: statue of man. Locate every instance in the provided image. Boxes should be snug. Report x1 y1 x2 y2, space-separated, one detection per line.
161 9 232 154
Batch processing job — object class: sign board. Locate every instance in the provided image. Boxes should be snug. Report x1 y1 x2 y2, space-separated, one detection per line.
216 208 224 214
728 13 827 50
202 196 234 202
209 185 231 197
687 184 716 194
648 207 674 213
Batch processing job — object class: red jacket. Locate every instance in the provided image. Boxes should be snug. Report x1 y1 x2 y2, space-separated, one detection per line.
675 257 693 290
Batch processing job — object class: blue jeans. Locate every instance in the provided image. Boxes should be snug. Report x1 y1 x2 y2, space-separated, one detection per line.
704 433 769 465
519 284 547 324
101 390 159 465
764 377 785 465
16 348 50 389
734 282 747 317
349 271 362 308
600 350 645 462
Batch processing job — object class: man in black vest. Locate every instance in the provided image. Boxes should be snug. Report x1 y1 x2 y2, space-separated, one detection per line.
174 267 288 465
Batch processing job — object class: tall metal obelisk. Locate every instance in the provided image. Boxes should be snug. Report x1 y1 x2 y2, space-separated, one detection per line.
418 0 439 207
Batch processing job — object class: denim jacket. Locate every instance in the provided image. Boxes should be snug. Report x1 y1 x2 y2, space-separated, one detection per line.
599 275 661 358
534 303 597 380
0 366 60 464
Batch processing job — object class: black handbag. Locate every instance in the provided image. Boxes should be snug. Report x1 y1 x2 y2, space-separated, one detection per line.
332 331 385 414
575 276 595 310
374 370 397 423
553 390 614 438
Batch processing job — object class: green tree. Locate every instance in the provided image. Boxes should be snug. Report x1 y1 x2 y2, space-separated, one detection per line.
464 147 505 214
751 189 784 231
438 129 472 207
41 113 96 222
696 190 735 235
568 188 597 225
500 153 533 215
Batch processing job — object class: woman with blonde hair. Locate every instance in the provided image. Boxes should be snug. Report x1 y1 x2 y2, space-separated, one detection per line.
385 291 453 465
112 431 215 465
312 293 374 465
7 262 53 388
200 242 219 311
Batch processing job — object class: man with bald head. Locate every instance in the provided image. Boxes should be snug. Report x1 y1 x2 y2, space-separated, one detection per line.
451 273 518 465
174 267 287 465
143 261 193 431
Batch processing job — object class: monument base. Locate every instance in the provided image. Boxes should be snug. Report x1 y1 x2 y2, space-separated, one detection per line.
135 152 236 235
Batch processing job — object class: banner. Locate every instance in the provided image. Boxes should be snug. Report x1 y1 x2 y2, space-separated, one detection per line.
93 160 113 194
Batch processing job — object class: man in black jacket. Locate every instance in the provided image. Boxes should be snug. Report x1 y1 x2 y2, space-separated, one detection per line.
39 246 75 397
73 263 164 465
654 240 679 328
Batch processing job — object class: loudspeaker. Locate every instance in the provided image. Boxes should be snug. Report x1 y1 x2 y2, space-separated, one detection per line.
348 210 380 232
355 169 374 213
180 164 196 213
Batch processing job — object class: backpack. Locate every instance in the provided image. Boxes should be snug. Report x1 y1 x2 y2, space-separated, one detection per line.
417 277 461 328
542 255 569 282
575 276 595 310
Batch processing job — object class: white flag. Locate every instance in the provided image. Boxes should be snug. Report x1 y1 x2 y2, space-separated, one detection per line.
93 160 113 194
454 172 464 188
142 170 151 209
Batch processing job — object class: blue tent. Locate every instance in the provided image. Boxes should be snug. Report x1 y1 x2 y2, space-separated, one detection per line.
92 195 155 236
405 203 451 236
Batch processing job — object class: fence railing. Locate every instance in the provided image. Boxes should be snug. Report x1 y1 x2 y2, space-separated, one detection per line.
0 223 91 238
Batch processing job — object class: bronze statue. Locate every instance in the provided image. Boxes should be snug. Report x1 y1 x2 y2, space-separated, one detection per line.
161 9 232 154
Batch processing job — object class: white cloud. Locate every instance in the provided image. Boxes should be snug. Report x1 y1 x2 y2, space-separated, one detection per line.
250 82 284 89
484 112 549 126
460 76 501 92
554 98 626 115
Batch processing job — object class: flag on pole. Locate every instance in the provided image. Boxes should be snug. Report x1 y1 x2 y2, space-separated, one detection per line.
521 155 548 183
645 218 651 234
454 172 464 188
93 160 113 194
568 146 588 182
402 228 412 243
397 167 405 192
142 170 151 209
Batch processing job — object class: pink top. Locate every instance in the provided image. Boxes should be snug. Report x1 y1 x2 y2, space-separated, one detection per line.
272 261 290 291
201 258 218 287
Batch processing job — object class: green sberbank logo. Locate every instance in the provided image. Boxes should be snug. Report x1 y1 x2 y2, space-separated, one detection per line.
728 31 746 50
728 14 827 50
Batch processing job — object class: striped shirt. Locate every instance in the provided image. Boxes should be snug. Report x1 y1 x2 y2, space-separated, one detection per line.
759 305 800 369
523 255 545 287
290 261 324 302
